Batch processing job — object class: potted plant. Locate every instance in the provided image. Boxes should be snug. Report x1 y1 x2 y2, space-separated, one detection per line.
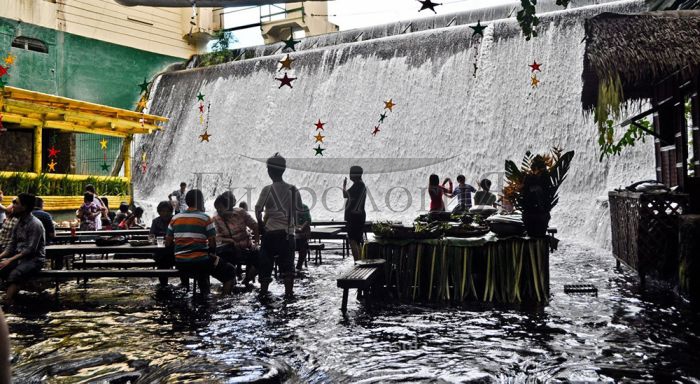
503 148 575 237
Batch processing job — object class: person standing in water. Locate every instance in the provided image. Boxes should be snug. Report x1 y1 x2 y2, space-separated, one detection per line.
343 166 367 261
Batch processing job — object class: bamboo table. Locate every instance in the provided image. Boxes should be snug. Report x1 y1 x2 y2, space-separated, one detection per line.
362 233 551 305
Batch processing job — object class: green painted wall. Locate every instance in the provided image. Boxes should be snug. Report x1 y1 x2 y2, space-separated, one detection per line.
0 17 185 175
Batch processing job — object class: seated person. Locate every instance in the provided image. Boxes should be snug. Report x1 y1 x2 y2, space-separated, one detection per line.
0 193 46 305
213 192 259 286
113 202 130 229
100 197 112 228
119 207 145 229
32 197 55 244
166 189 236 295
77 193 100 231
150 201 173 237
0 190 7 224
0 208 17 254
473 179 497 207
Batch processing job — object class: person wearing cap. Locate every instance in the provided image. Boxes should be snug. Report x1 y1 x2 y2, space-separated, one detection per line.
255 153 303 297
0 193 46 305
343 165 367 261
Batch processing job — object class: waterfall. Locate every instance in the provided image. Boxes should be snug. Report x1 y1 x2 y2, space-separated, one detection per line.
134 0 653 247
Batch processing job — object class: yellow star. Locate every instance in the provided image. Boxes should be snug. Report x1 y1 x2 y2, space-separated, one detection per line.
384 99 396 112
137 98 147 109
4 54 15 66
141 152 147 161
279 54 295 71
47 159 57 172
199 131 211 142
531 75 540 88
313 132 325 143
99 138 108 150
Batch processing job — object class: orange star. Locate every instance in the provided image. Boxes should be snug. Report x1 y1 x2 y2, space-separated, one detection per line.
384 99 396 112
530 75 540 88
137 98 147 109
141 153 147 161
47 159 57 172
199 131 211 142
313 132 325 143
4 54 15 66
529 60 542 72
279 54 294 71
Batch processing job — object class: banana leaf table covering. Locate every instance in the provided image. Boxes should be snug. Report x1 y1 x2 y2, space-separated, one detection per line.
361 234 550 304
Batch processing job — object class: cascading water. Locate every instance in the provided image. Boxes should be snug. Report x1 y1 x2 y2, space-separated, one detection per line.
134 0 654 248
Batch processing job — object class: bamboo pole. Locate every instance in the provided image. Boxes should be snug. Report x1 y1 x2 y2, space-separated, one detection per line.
123 135 132 182
33 123 43 174
0 171 127 182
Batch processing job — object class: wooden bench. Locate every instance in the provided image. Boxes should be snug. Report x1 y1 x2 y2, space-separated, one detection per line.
36 269 182 293
73 259 158 269
309 243 325 264
336 259 385 312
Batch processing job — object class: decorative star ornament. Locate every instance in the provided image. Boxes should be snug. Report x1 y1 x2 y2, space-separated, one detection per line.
379 112 388 124
531 74 540 88
199 131 211 142
529 60 542 72
313 132 325 143
314 119 325 130
141 162 148 173
142 153 147 162
137 98 147 109
372 126 381 136
470 20 487 37
4 54 15 66
279 55 295 71
384 99 396 112
0 66 7 77
198 104 205 113
196 92 205 101
313 145 325 156
418 0 441 14
276 72 296 89
138 78 151 93
100 162 110 171
0 77 7 88
47 159 57 172
99 138 108 150
282 36 301 51
48 146 61 158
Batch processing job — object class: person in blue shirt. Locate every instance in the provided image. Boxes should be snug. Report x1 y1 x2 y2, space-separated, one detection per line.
451 175 476 214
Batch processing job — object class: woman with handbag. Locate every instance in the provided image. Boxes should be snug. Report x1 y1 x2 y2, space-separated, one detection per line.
213 191 260 286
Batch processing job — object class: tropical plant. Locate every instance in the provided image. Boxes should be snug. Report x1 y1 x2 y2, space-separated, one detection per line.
516 0 570 40
0 173 130 196
503 148 575 213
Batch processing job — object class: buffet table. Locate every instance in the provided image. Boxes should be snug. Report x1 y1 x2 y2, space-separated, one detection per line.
361 233 551 305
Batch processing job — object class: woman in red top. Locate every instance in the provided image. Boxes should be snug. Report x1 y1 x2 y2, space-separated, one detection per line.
428 174 453 211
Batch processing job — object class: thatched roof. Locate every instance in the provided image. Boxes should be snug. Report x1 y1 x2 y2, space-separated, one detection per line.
581 11 700 111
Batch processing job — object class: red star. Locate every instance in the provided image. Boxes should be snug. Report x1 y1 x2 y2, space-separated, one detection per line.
141 162 148 173
48 146 61 158
0 66 6 77
275 72 296 89
314 119 325 130
199 104 205 113
529 60 542 72
372 126 381 136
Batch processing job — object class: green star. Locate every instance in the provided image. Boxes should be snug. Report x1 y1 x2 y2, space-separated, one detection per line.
100 162 110 171
0 77 7 88
138 78 151 93
379 112 388 124
470 20 487 37
283 36 300 51
314 145 325 156
196 92 205 101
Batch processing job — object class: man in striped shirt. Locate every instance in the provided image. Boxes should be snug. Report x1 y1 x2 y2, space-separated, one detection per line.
165 189 235 295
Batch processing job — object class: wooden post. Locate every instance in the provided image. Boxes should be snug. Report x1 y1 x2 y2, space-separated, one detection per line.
123 135 132 181
33 123 43 174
